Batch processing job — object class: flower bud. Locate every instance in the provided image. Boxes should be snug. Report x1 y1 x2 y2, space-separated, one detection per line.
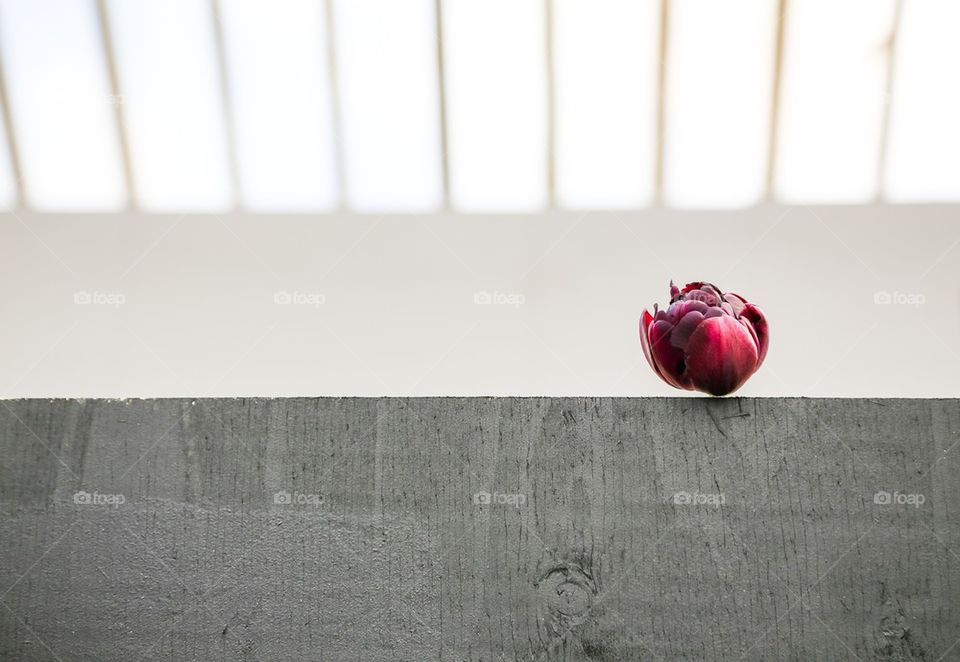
639 281 769 396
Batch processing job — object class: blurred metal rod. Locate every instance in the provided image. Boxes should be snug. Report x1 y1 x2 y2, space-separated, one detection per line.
434 0 450 210
544 0 556 209
96 0 137 209
654 0 669 204
323 0 347 211
876 0 902 202
765 0 787 200
0 38 24 206
210 0 242 210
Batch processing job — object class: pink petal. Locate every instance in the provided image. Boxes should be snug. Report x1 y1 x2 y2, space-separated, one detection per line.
670 310 705 351
675 299 709 317
685 289 720 306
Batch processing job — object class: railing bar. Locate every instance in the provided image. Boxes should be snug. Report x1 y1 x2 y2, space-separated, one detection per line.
95 0 137 209
876 0 902 202
654 0 669 205
544 0 556 209
765 0 788 201
322 0 348 212
210 0 243 211
0 35 25 207
434 0 450 210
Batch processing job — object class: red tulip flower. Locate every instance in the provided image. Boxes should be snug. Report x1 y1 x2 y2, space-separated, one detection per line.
639 281 769 396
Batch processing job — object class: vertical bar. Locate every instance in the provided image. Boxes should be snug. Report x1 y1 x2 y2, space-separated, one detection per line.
774 0 895 203
544 0 556 208
443 0 546 211
665 0 775 207
216 0 338 211
883 0 960 201
323 0 347 211
553 0 659 209
107 0 232 210
434 0 450 209
654 0 669 205
96 0 136 208
210 0 242 210
332 0 442 211
765 0 787 200
876 0 902 202
0 46 24 206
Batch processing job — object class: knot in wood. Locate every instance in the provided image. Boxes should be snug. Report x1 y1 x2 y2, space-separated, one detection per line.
536 562 596 620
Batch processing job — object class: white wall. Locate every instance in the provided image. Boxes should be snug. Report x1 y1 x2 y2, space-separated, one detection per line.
0 204 957 398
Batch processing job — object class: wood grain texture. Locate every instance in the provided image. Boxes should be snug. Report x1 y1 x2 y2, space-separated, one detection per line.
0 398 958 661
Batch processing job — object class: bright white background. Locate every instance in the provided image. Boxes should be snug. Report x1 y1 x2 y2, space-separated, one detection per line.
0 0 958 397
1 204 956 398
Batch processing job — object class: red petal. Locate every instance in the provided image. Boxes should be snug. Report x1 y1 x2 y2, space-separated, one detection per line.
639 310 656 372
740 303 769 367
724 292 748 316
649 320 692 390
684 315 759 396
640 310 674 387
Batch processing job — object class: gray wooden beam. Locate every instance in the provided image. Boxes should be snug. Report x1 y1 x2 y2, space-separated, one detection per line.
0 397 958 660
